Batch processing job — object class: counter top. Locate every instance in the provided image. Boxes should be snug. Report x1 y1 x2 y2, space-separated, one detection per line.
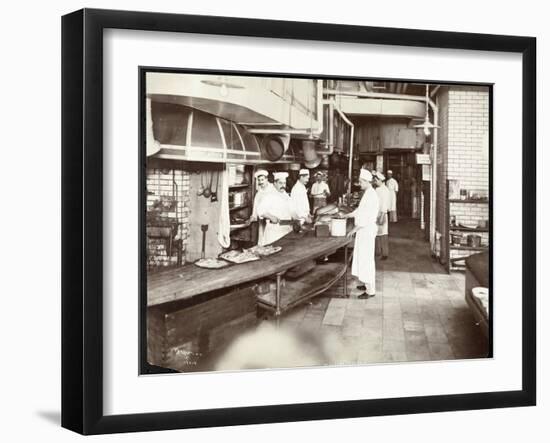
147 230 353 307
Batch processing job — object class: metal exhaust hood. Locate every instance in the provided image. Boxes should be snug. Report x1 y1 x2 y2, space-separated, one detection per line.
147 101 303 164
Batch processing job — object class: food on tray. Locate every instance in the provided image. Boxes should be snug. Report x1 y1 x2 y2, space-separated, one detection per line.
315 214 333 224
315 203 339 216
194 258 231 269
219 249 260 264
245 245 282 257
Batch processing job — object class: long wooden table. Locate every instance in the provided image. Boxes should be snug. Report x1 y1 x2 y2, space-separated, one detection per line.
148 229 353 307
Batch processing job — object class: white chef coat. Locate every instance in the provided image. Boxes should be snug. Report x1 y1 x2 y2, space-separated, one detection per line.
375 184 390 236
311 181 330 197
256 189 295 245
290 181 310 220
311 181 330 212
252 183 275 245
351 187 379 294
251 183 274 217
386 177 399 212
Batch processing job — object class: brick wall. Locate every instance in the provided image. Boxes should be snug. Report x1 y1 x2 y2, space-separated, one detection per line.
447 86 489 192
435 86 490 266
146 166 190 268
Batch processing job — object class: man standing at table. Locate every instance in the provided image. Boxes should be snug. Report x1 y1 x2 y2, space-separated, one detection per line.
310 171 331 213
342 169 379 299
373 171 390 260
249 169 275 245
386 170 399 222
290 169 312 224
256 171 297 245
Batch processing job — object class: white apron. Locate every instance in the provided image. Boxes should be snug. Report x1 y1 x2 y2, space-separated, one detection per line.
375 184 391 236
257 189 294 246
252 183 275 245
290 181 310 220
387 177 398 218
351 187 379 294
262 221 293 246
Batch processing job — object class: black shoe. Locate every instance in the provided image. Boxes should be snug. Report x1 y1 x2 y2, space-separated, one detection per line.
358 292 376 299
356 284 366 291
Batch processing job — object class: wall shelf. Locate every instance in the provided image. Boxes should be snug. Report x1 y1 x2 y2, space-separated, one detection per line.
445 180 490 273
450 226 489 233
449 245 488 251
449 199 489 204
229 183 250 189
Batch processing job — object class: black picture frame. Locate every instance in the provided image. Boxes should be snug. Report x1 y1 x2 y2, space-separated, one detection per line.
62 8 536 435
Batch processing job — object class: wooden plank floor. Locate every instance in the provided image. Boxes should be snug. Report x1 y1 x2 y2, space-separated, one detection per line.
168 227 489 372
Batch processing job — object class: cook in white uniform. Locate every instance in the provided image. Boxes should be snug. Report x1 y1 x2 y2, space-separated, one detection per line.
249 169 275 245
290 169 312 223
386 170 399 222
310 172 331 213
256 171 296 246
373 171 390 259
342 168 379 299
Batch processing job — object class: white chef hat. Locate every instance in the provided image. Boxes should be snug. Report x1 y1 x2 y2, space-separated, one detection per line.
376 172 385 181
299 169 310 176
387 169 393 174
254 169 268 178
273 171 289 181
359 168 373 181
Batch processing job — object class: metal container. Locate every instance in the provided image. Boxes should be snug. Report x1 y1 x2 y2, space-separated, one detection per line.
451 232 463 246
233 191 245 206
330 217 347 237
467 234 482 248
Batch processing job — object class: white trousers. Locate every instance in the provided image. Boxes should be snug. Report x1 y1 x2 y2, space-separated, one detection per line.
351 227 377 294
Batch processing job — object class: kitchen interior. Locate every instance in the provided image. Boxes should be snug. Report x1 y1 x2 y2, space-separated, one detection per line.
145 73 490 372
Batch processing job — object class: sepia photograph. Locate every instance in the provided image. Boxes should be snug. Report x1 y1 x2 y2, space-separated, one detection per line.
142 71 491 374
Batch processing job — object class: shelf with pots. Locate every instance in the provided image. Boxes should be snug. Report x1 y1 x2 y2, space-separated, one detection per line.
445 180 490 273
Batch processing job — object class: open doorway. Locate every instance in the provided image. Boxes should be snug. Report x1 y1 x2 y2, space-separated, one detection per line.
384 150 424 241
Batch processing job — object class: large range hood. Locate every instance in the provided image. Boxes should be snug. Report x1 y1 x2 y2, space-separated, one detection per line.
147 100 303 165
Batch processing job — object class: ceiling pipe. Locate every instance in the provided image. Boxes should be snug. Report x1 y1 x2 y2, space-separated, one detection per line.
321 100 355 191
323 88 436 109
430 99 439 256
334 108 355 195
430 85 441 97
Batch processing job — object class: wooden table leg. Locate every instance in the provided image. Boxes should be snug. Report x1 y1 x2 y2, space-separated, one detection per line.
275 272 283 319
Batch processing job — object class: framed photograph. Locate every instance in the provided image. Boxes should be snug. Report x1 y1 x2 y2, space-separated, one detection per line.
62 8 536 435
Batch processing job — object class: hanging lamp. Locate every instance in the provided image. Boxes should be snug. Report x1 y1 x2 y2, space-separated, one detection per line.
414 84 440 136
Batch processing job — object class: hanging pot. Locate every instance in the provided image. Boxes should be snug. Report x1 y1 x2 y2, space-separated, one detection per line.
203 171 213 198
303 140 321 169
259 135 289 162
